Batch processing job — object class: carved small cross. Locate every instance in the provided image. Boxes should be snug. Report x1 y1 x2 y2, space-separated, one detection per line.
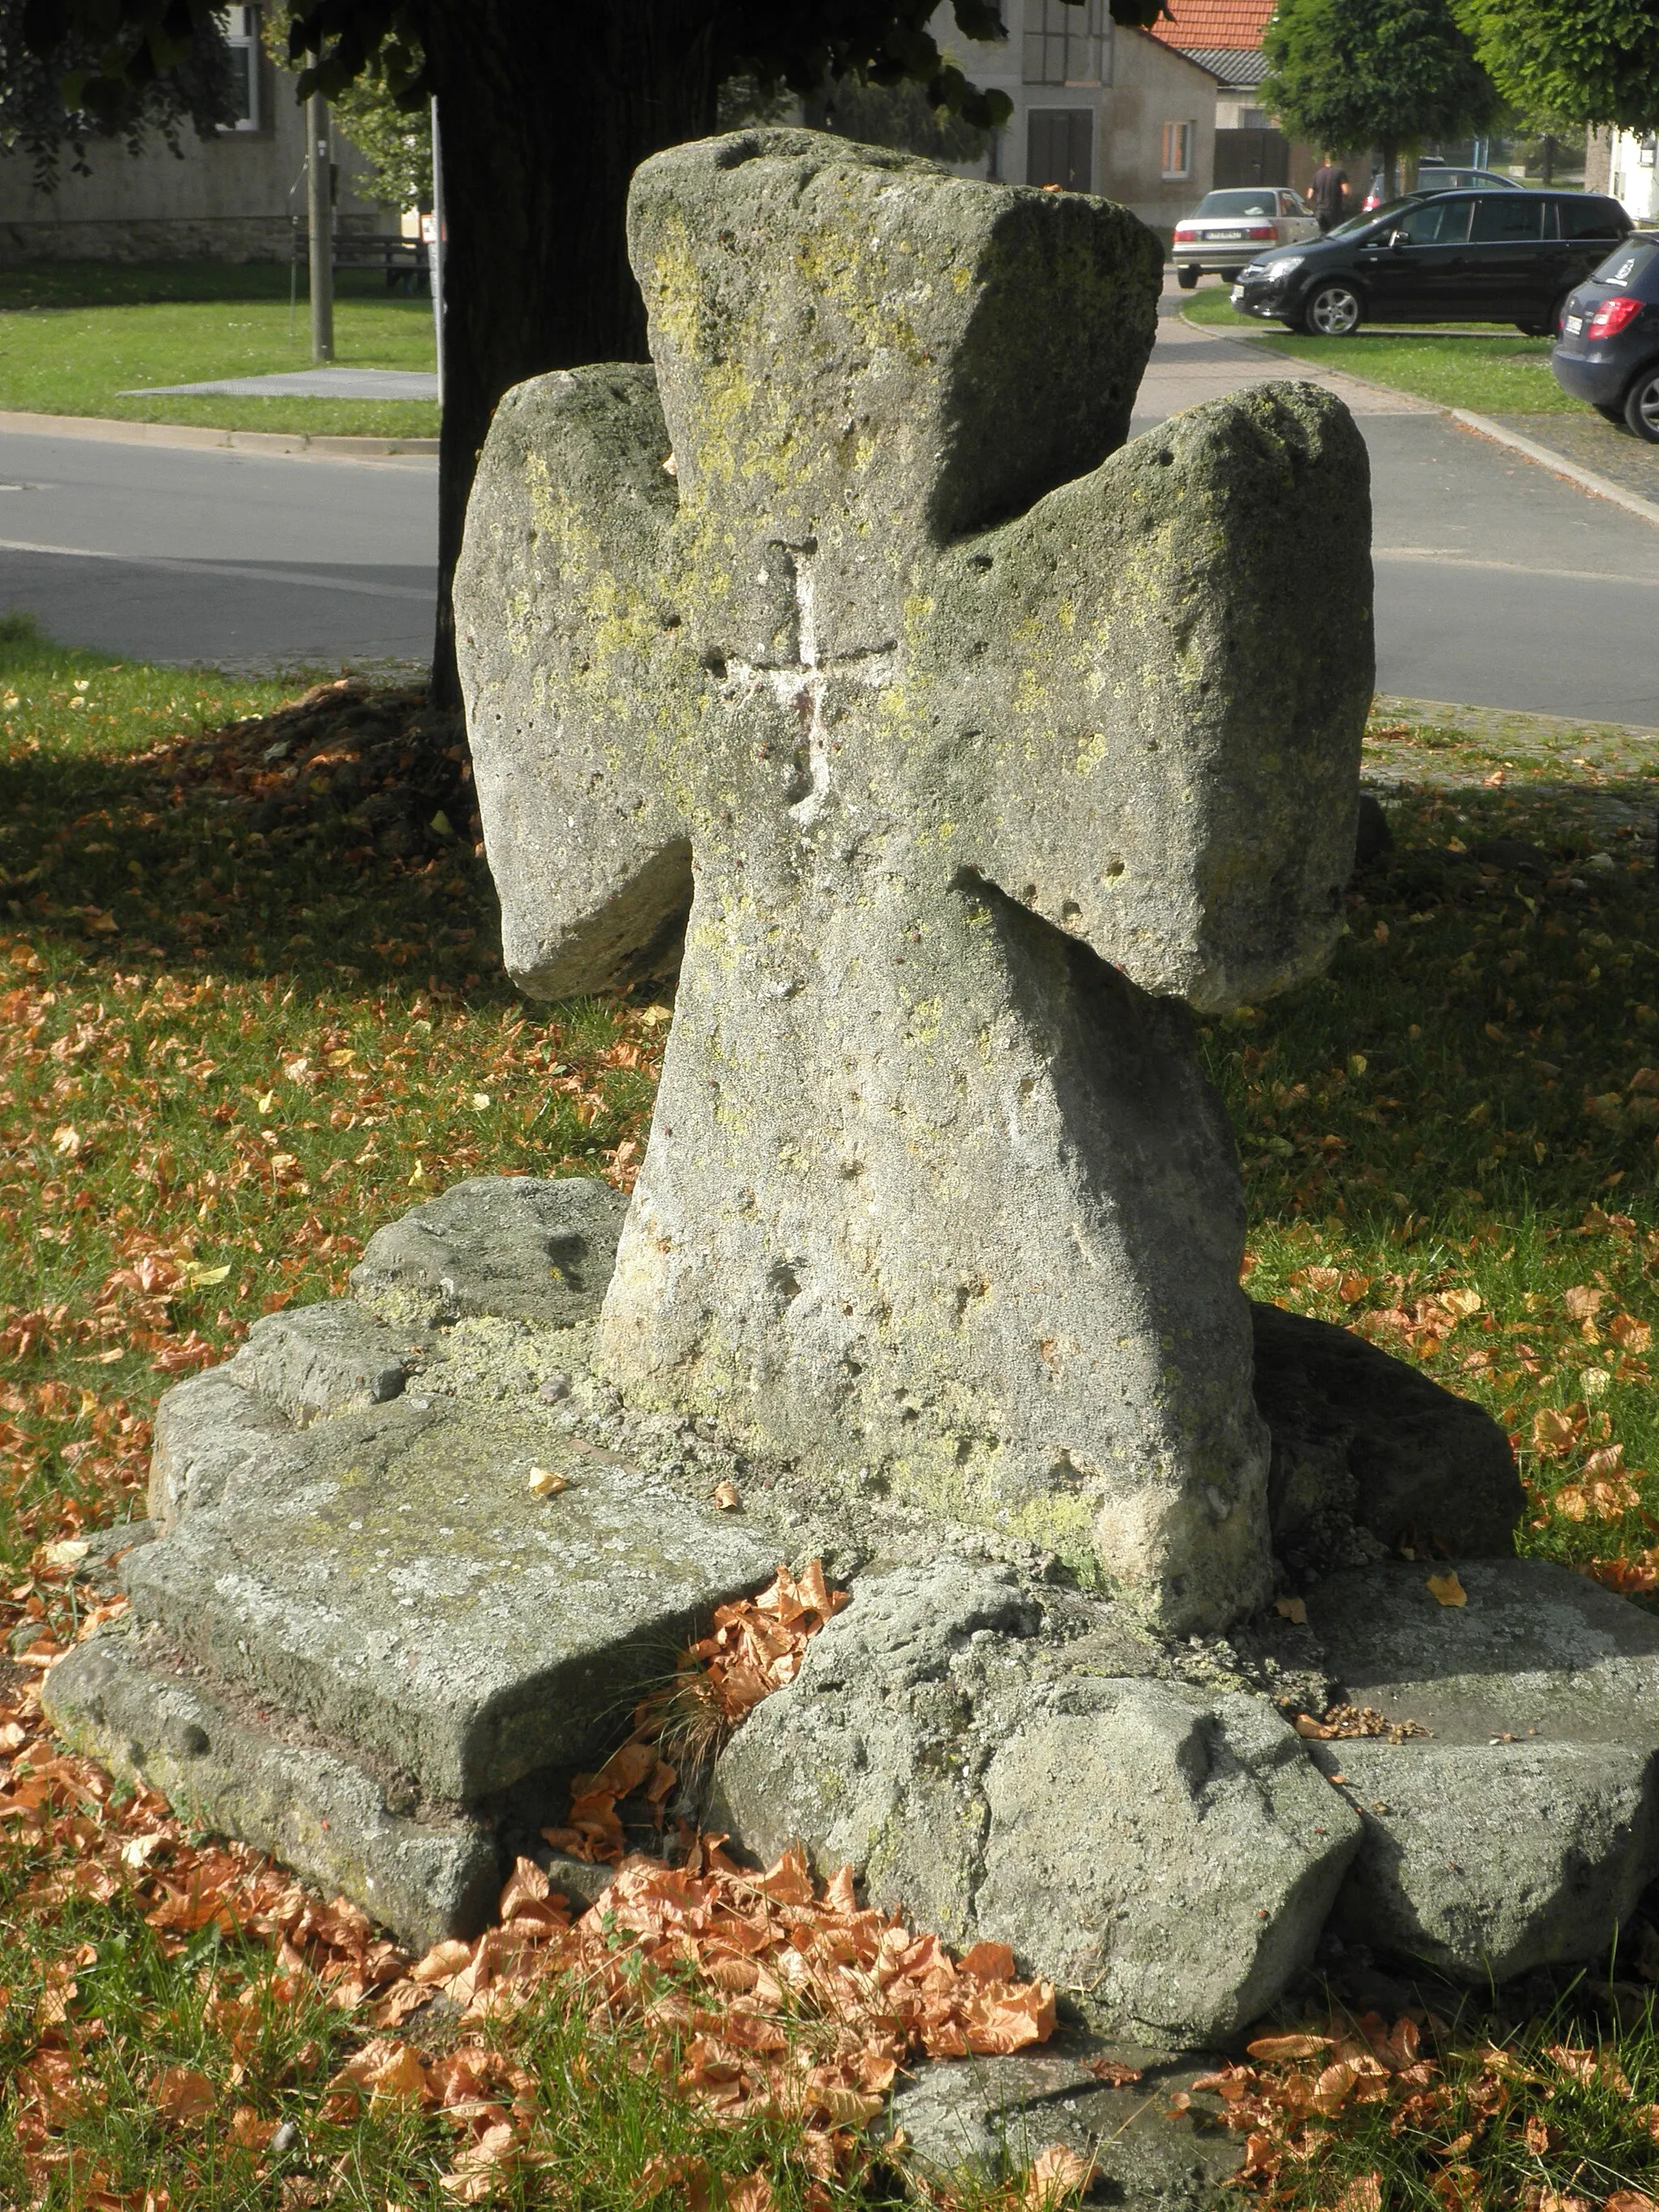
457 130 1372 1632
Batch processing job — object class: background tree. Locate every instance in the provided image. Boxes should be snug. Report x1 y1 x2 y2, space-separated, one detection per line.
25 0 1167 710
2 0 232 190
1452 0 1659 134
1263 0 1499 202
262 6 431 211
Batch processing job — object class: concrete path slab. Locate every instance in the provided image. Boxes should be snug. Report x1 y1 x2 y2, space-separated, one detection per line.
125 367 440 400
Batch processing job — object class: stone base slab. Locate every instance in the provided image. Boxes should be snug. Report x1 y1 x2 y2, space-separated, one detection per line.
44 1624 501 1950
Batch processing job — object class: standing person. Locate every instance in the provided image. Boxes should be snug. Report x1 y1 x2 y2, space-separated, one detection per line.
1310 152 1349 232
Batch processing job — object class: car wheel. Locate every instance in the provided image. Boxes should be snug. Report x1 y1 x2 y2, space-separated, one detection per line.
1303 281 1362 336
1515 319 1553 338
1625 364 1659 444
1177 264 1199 290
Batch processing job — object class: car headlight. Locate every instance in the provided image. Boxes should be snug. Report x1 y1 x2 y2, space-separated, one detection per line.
1263 255 1305 282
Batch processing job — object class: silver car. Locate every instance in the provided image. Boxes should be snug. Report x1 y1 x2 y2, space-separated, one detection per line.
1173 188 1320 288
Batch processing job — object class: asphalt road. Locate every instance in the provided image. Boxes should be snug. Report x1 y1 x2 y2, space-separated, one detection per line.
1134 292 1659 725
0 429 437 674
1 302 1656 720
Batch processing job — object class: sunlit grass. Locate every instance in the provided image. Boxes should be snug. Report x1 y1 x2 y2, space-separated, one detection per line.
1182 284 1576 413
0 261 437 437
3 629 1659 2202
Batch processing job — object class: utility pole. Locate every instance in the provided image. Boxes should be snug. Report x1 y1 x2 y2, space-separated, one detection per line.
307 87 335 364
429 96 446 408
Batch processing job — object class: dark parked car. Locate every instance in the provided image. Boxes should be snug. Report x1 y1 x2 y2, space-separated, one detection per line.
1551 237 1659 441
1361 163 1520 212
1231 189 1632 336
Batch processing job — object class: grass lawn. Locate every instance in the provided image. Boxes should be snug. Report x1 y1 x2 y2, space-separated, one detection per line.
6 623 1659 2205
1182 282 1577 413
0 262 438 439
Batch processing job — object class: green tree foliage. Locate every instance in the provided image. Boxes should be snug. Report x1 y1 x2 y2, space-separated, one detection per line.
1453 0 1659 134
262 3 430 210
1264 0 1500 192
1 0 232 188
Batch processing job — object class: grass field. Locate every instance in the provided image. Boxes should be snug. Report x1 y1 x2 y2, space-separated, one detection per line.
5 620 1659 2206
0 261 438 438
1182 282 1577 413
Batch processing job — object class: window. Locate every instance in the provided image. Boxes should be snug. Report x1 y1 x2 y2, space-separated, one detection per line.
1470 195 1543 241
1394 198 1473 245
1197 189 1275 215
1556 195 1627 240
1023 0 1111 88
218 5 262 130
1161 121 1193 180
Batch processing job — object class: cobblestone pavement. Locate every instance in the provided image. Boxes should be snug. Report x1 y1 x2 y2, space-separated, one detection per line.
1484 411 1659 509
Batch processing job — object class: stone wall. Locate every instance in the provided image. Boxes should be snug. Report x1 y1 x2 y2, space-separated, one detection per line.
0 213 387 266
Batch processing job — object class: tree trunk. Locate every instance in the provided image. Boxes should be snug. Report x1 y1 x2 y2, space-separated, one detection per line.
1380 142 1398 200
1540 133 1555 185
422 1 721 710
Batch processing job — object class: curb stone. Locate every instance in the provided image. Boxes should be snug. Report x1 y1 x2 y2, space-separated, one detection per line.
0 407 437 464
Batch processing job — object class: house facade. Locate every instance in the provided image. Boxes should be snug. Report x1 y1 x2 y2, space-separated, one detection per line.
936 0 1220 233
0 6 386 264
1148 0 1317 194
1586 127 1659 224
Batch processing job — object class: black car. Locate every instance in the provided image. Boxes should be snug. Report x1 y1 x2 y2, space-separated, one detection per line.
1551 237 1659 441
1231 189 1632 337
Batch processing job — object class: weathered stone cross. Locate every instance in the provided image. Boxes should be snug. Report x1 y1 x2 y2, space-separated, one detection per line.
456 130 1372 1633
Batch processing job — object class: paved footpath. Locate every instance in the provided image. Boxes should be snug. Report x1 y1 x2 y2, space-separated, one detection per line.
1136 288 1659 727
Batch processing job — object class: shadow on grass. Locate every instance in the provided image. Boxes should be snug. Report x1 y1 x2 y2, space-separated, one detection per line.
1200 780 1659 1242
0 615 505 1005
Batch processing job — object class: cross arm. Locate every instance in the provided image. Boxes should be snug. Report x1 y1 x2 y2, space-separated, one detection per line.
938 381 1372 1013
455 365 694 999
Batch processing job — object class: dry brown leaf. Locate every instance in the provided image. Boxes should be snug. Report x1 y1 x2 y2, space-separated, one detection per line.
1555 1477 1640 1522
1426 1571 1467 1608
151 2066 215 2126
638 2153 712 2210
1335 2176 1383 2212
726 2170 778 2212
1604 2193 1659 2212
371 1978 437 2029
1533 1408 1580 1453
1564 1285 1606 1322
411 1937 475 1984
1274 1596 1307 1625
1020 2143 1097 2210
527 1465 569 1498
1246 2033 1333 2063
1610 1315 1653 1353
710 1480 740 1511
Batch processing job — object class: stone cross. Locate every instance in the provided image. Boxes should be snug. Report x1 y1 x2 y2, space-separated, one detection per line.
455 130 1372 1634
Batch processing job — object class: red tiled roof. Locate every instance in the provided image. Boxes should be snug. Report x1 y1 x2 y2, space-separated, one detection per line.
1148 0 1275 53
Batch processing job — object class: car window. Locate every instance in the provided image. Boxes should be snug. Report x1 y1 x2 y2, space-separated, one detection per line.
1556 195 1630 241
1196 190 1278 216
1594 240 1659 292
1471 196 1544 242
1395 198 1473 245
1332 195 1414 239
